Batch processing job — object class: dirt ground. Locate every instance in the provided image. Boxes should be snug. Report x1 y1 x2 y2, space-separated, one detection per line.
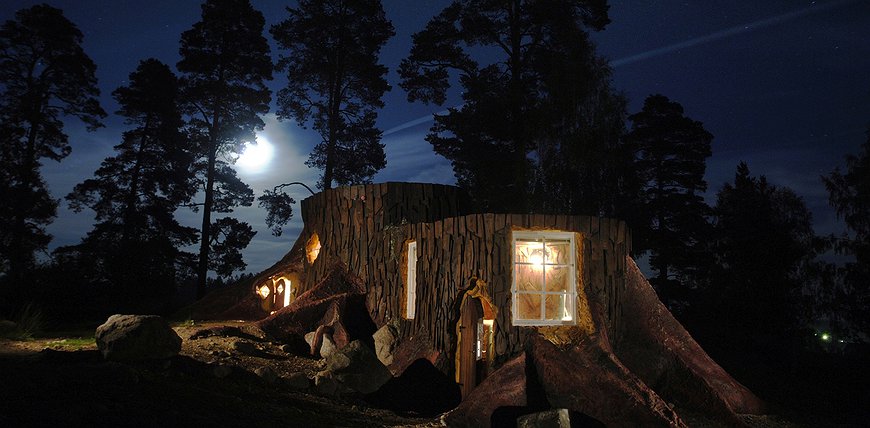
0 321 441 428
0 321 834 428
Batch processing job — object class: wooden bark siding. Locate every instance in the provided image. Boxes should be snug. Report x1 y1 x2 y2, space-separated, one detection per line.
293 183 631 375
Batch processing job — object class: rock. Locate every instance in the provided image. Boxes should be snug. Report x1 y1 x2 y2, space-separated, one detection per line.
212 364 233 378
94 314 181 361
517 409 571 428
254 366 278 383
320 334 336 359
231 340 258 355
284 372 310 390
372 322 399 367
281 344 295 353
320 340 392 394
304 331 316 347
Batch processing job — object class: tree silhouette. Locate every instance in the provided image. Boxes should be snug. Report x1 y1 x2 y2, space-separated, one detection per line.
0 5 106 303
703 162 824 352
399 0 610 211
823 127 870 335
270 0 394 190
65 59 197 303
625 94 713 300
530 50 633 219
177 0 272 298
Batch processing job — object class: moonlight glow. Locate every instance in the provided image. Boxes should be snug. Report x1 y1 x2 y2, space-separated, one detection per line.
236 135 274 172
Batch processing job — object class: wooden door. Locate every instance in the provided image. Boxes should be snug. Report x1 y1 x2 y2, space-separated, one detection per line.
458 297 483 399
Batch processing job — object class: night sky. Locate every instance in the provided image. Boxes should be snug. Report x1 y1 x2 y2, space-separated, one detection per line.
2 0 868 275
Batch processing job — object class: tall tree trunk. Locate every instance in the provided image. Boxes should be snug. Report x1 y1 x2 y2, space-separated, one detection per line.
196 133 218 300
508 0 527 212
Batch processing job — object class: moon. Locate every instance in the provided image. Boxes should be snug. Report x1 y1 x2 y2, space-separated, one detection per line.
236 135 274 173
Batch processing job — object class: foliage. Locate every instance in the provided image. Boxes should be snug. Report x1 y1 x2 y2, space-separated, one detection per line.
258 187 296 237
625 94 713 296
177 0 272 296
4 302 46 340
0 5 105 299
399 0 611 212
823 128 870 337
696 163 827 353
65 59 197 301
271 0 394 189
208 217 256 278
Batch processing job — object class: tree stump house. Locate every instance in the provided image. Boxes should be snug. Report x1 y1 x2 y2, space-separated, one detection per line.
250 182 763 426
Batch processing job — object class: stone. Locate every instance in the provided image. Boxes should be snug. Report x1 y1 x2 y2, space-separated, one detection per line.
231 340 258 355
94 314 181 361
372 322 399 367
304 331 316 347
320 340 392 394
284 372 310 390
254 366 278 383
517 409 571 428
320 334 336 359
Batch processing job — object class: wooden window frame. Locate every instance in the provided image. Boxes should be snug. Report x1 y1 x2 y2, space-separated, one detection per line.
511 231 577 326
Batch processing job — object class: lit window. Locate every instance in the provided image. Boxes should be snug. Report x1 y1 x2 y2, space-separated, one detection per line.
512 231 576 325
306 233 321 264
406 241 417 319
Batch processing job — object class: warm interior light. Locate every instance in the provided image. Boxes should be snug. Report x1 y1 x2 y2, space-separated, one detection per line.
306 233 321 264
257 284 271 299
276 283 284 294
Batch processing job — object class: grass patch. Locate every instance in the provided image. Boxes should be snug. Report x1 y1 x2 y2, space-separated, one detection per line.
0 303 46 340
46 337 96 349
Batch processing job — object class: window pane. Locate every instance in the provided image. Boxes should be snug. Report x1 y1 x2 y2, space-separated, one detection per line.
545 293 573 321
516 264 543 292
516 239 544 265
546 240 571 265
516 292 541 320
545 265 571 292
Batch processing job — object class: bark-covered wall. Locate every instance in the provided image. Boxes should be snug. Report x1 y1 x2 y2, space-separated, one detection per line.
295 183 631 371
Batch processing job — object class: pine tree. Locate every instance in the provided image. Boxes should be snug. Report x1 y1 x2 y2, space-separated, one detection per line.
0 5 106 302
270 0 394 190
707 162 823 351
177 0 272 298
65 59 197 303
625 94 713 299
399 0 610 211
823 128 870 335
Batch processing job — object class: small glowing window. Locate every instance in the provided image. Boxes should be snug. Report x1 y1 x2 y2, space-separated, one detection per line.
306 233 321 264
405 241 417 319
512 231 576 326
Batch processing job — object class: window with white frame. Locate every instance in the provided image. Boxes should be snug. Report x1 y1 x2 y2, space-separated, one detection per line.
405 241 417 319
512 231 576 325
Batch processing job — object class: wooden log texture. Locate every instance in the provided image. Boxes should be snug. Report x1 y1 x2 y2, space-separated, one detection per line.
292 183 630 373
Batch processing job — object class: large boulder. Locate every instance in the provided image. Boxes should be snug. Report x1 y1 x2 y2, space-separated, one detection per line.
95 314 181 361
318 340 392 394
372 321 399 367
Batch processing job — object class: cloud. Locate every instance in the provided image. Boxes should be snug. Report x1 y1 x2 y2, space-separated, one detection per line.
610 0 858 67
